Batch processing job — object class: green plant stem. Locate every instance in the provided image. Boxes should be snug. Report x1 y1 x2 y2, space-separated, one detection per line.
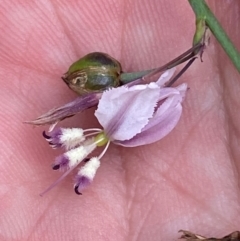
188 0 240 72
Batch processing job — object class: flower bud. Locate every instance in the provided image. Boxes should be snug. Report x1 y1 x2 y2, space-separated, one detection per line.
62 52 122 95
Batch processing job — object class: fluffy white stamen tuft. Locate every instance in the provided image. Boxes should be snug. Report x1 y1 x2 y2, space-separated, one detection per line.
60 128 85 149
65 142 96 168
78 157 100 180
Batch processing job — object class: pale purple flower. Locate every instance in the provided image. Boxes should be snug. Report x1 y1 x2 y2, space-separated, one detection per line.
40 68 187 196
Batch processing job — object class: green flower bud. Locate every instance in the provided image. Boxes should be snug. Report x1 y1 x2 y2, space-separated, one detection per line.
62 52 122 95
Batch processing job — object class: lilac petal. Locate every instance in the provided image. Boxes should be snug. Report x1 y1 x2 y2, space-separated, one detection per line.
157 87 180 102
175 83 188 99
156 68 176 86
95 84 160 141
25 93 101 125
156 90 183 115
115 93 183 147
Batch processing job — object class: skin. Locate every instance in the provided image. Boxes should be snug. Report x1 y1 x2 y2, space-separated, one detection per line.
0 0 240 240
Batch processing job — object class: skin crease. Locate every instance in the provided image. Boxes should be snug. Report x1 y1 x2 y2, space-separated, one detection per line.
0 0 240 240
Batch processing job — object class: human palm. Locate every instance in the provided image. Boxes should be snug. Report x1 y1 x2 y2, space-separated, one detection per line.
1 0 240 240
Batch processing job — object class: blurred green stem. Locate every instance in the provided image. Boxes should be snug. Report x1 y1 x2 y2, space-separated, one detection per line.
188 0 240 72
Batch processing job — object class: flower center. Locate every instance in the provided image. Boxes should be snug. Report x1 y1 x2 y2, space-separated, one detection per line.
94 131 109 146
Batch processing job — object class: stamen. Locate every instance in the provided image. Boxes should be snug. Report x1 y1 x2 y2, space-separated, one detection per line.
85 132 101 138
52 164 60 170
42 131 50 139
84 158 90 162
40 163 79 196
83 128 102 133
98 141 110 159
60 128 85 149
74 157 100 195
43 128 89 150
49 122 58 132
74 185 82 195
66 145 92 167
40 141 97 196
54 155 69 171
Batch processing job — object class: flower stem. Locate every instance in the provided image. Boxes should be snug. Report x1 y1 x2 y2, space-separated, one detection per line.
120 43 202 84
166 57 196 87
188 0 240 72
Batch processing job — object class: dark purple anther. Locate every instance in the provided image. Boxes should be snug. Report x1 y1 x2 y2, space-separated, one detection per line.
52 164 60 170
42 131 50 139
74 185 82 195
